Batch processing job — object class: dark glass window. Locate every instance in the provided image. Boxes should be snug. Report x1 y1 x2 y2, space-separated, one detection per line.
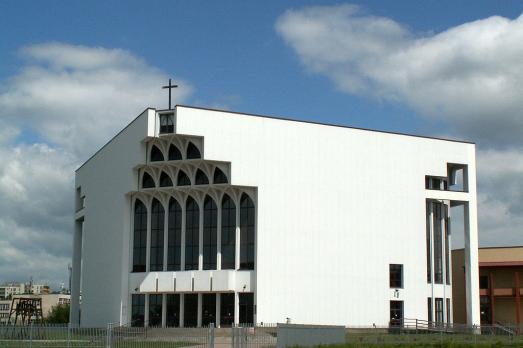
184 294 198 327
195 169 209 185
168 144 182 161
446 298 451 324
203 196 217 270
166 294 180 327
390 300 403 324
142 172 155 189
239 293 254 325
213 167 228 184
202 294 216 327
426 201 431 283
187 142 201 159
427 298 433 322
220 293 234 327
480 296 492 324
160 172 173 187
150 145 164 162
479 275 489 289
131 294 145 327
185 197 199 270
389 264 403 288
132 200 147 272
240 194 255 270
149 294 162 327
167 198 182 271
435 298 444 324
445 206 451 285
221 195 236 270
150 199 164 271
433 202 443 284
177 170 191 186
425 176 448 190
159 113 174 134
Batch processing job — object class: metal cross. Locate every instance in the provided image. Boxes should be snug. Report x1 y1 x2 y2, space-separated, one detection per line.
162 78 178 110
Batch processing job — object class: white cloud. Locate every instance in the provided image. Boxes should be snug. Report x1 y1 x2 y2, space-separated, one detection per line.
277 4 523 246
276 5 523 146
0 43 191 287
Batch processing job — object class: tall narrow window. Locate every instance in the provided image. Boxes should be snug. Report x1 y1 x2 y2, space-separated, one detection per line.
446 298 451 324
131 294 145 327
132 200 147 272
159 113 174 134
203 196 217 270
433 202 443 284
187 142 201 159
142 172 155 189
239 293 254 325
185 197 199 270
426 201 431 283
389 301 403 324
167 198 182 271
177 170 191 186
184 294 198 327
160 172 173 187
220 293 234 327
435 298 444 324
427 298 433 322
445 205 451 285
221 194 236 270
166 294 180 327
168 144 182 161
389 264 403 288
150 145 164 162
195 169 209 185
202 294 216 327
150 199 164 271
240 193 255 270
213 167 228 184
149 294 162 327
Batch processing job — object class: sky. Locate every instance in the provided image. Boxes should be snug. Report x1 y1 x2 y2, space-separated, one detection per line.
0 1 522 289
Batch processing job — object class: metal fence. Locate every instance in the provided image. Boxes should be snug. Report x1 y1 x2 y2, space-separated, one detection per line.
1 321 523 347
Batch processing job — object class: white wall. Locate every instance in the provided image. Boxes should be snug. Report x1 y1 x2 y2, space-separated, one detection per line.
175 106 477 326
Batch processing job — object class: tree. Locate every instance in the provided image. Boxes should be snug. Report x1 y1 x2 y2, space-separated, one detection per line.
46 303 69 324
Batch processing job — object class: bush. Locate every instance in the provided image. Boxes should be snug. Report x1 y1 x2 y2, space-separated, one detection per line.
46 303 69 324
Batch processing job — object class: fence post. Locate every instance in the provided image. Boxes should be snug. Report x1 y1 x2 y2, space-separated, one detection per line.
209 323 215 348
29 322 33 348
106 322 113 348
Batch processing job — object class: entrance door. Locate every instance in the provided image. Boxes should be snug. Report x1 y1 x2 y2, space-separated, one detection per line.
390 300 404 326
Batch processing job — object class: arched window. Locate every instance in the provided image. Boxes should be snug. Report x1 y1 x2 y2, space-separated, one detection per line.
132 199 147 272
195 169 209 185
240 193 255 270
185 197 199 270
150 145 164 162
169 144 182 161
142 172 155 188
167 198 182 271
187 142 201 159
150 199 164 271
213 167 228 184
177 170 191 186
160 172 173 187
203 196 217 270
221 194 236 270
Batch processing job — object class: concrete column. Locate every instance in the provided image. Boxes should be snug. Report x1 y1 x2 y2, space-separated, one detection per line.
234 292 239 326
464 202 481 326
217 202 222 270
199 202 204 270
216 293 221 328
180 294 185 327
197 293 202 327
235 204 241 270
70 219 83 326
144 294 150 327
162 294 167 328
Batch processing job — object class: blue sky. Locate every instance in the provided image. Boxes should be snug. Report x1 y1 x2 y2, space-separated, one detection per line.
0 1 523 288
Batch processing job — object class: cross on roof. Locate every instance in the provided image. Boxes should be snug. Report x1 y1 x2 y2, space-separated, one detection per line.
162 78 178 110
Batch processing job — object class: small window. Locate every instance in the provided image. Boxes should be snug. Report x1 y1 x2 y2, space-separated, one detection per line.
177 170 191 186
142 172 155 188
169 144 182 161
187 142 201 159
159 172 173 187
435 298 444 324
213 167 228 184
479 275 489 289
427 298 433 322
195 169 209 185
159 113 174 134
390 264 403 288
150 145 164 162
425 176 448 190
390 300 403 325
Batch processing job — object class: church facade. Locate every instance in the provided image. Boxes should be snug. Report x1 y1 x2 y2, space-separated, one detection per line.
70 105 480 328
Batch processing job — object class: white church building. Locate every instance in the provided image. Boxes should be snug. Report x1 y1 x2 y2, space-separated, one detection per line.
70 105 480 328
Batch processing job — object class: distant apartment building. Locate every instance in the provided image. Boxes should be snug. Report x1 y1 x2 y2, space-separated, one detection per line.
453 247 523 326
0 300 10 324
0 283 26 299
0 294 71 323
